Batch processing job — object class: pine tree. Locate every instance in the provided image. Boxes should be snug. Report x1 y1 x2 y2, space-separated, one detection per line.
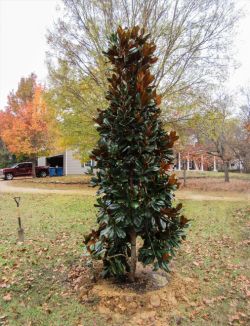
85 26 189 282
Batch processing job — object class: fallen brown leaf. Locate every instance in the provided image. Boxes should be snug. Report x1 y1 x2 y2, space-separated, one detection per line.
3 293 12 302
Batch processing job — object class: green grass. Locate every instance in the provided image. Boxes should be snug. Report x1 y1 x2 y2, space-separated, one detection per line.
175 201 250 325
0 194 104 326
27 175 91 184
0 193 249 325
9 172 250 193
10 175 92 190
175 170 250 180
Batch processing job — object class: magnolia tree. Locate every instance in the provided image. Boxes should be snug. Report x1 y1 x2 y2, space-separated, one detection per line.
84 27 188 282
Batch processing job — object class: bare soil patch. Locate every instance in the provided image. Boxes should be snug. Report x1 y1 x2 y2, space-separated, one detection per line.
67 260 198 325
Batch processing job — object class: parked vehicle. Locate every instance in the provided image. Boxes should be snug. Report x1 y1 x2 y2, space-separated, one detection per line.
0 162 49 180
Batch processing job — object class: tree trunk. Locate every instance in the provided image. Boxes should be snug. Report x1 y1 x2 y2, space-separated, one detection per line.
128 228 137 282
224 161 229 182
31 157 37 178
128 168 137 282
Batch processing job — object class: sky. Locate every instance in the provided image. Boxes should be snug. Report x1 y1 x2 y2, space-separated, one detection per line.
0 0 250 109
0 0 59 108
226 0 250 94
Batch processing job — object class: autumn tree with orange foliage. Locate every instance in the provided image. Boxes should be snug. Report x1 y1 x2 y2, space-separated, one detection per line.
0 75 53 177
181 143 222 170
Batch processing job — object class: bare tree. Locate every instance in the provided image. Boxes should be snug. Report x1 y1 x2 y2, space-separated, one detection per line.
230 87 250 172
240 86 250 127
47 0 239 117
193 96 237 182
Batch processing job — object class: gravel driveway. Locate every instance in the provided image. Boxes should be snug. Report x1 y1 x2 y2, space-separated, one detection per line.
0 179 93 196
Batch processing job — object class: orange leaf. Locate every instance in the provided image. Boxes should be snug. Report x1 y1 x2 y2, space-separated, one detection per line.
168 173 178 186
162 253 171 261
155 95 161 106
180 216 190 226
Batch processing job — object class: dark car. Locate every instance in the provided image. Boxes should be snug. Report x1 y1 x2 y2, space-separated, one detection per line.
0 162 49 180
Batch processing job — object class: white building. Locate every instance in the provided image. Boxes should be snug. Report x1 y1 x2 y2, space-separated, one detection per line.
38 150 95 175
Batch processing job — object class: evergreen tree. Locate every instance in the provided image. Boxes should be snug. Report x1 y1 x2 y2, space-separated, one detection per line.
85 26 189 282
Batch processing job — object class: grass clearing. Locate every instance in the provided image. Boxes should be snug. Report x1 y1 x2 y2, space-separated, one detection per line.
0 193 104 326
175 170 250 180
0 192 249 325
179 178 250 193
8 175 91 191
8 172 250 193
175 201 250 325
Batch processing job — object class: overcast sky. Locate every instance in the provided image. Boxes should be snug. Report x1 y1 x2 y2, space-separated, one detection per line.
0 0 59 108
226 0 250 95
0 0 250 109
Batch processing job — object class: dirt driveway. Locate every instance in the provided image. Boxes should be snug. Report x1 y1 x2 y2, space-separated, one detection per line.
0 179 249 201
0 179 92 196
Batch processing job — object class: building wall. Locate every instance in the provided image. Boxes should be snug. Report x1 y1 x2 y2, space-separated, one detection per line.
38 150 94 175
65 150 88 175
38 156 46 166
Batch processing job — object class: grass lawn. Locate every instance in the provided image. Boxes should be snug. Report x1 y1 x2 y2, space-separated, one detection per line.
9 176 92 191
0 193 249 325
8 172 250 193
175 170 250 180
22 175 91 184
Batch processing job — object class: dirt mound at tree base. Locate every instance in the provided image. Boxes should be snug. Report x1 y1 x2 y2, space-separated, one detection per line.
67 261 198 325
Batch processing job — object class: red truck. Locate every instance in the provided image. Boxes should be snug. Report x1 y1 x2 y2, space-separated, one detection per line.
0 162 49 180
